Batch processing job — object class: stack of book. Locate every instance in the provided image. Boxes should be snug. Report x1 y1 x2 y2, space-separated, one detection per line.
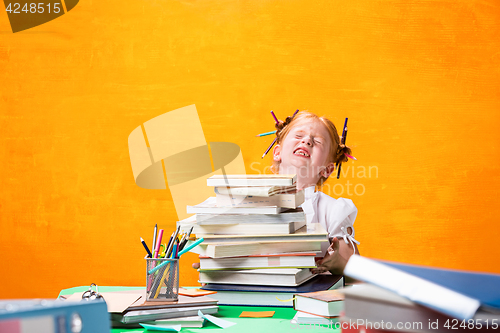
63 288 219 329
179 174 344 307
110 293 218 327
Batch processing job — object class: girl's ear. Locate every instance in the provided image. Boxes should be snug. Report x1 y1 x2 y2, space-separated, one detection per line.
272 144 281 162
321 162 336 178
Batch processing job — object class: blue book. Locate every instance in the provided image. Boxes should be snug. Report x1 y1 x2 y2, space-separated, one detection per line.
201 274 343 307
383 260 500 310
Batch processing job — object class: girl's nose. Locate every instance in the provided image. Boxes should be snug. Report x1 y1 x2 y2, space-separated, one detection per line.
301 135 313 146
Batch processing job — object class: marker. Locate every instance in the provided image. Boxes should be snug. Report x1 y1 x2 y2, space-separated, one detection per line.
153 229 164 258
140 237 152 258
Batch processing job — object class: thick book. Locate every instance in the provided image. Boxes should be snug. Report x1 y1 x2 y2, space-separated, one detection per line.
201 274 344 307
214 185 297 197
341 284 500 333
207 174 296 187
215 191 305 209
198 268 316 287
125 294 218 312
291 312 339 326
199 223 328 244
293 290 344 318
199 252 317 270
114 315 207 329
200 239 324 258
195 208 306 225
344 256 500 321
187 197 288 214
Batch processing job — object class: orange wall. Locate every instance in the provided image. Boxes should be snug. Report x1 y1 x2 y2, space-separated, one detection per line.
1 0 499 299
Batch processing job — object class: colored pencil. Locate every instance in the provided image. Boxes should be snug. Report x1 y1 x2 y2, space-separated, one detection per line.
255 130 277 137
261 109 299 158
337 118 348 179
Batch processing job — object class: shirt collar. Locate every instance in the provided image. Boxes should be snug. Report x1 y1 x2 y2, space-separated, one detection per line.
303 185 317 200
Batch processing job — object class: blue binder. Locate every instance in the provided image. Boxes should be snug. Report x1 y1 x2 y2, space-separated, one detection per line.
0 299 109 333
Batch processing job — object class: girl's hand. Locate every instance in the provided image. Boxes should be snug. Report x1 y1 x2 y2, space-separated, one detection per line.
311 237 349 275
192 262 206 286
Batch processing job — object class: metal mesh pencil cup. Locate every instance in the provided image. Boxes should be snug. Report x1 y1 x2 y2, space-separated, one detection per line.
146 258 179 301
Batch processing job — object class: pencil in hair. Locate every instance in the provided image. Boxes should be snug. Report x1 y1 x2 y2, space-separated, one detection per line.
336 118 348 179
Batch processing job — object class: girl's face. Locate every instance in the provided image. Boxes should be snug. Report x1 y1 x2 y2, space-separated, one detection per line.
273 119 335 186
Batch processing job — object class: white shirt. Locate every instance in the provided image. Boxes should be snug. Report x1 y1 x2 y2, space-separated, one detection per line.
300 186 360 255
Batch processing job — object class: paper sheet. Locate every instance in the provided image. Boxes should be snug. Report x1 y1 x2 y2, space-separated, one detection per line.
239 311 275 318
65 292 142 313
198 310 236 328
139 323 181 332
178 288 217 297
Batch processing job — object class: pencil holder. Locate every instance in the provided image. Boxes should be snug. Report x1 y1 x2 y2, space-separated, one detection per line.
145 258 179 302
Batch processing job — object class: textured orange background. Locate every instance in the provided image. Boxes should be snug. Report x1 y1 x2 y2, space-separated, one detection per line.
1 1 499 299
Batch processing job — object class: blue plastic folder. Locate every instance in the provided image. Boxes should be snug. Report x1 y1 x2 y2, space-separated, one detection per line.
0 299 109 333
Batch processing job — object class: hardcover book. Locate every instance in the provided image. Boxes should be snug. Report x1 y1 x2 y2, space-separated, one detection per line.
198 268 316 287
293 289 344 318
199 252 317 270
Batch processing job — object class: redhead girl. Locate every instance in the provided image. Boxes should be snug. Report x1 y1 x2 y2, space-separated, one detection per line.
271 111 359 274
